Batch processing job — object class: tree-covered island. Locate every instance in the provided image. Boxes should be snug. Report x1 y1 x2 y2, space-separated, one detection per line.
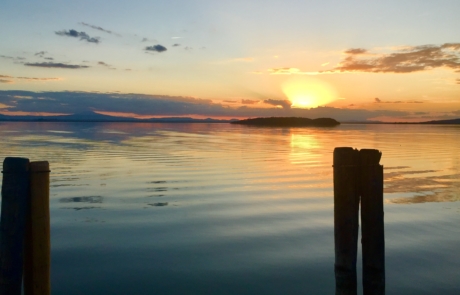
230 117 340 127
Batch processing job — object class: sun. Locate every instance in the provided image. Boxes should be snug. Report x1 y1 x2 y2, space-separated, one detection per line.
282 77 338 108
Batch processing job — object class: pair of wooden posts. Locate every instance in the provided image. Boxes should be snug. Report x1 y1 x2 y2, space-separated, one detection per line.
334 147 385 295
0 157 50 295
0 151 382 294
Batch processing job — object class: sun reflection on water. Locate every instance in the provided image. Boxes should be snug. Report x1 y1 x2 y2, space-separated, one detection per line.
289 132 322 165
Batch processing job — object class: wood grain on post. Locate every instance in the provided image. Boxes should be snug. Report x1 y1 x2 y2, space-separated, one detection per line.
0 157 30 295
359 149 385 295
24 161 51 295
333 147 360 295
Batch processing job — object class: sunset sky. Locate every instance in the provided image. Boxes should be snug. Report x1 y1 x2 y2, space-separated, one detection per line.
1 0 460 121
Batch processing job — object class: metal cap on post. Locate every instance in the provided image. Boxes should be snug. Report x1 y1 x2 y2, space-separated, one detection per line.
0 157 30 295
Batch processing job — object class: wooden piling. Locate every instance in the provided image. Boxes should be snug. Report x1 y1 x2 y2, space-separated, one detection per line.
0 157 30 295
333 147 360 295
359 150 385 295
24 161 51 295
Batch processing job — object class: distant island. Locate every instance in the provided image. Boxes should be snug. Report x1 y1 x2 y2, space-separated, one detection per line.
0 111 233 123
230 117 340 127
419 118 460 124
0 111 459 125
343 118 460 125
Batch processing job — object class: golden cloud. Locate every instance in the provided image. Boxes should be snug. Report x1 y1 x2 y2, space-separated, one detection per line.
333 43 460 73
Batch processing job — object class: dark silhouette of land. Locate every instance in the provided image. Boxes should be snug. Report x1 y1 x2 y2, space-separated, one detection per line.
231 117 340 127
0 111 232 123
0 111 459 124
344 118 460 124
419 118 460 124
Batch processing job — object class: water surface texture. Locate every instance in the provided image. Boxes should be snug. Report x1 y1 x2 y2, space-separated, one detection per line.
0 122 459 295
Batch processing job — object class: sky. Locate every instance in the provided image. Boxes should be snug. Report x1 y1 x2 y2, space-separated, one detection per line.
1 0 460 121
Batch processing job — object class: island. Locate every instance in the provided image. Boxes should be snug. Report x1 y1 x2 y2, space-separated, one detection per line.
230 117 340 127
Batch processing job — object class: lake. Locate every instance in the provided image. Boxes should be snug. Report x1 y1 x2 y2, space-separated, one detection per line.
0 122 459 295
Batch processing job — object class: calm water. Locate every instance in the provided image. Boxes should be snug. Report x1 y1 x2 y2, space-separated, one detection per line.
1 122 459 295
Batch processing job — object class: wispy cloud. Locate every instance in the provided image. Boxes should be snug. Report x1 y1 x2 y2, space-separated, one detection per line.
79 22 121 37
333 43 460 73
0 79 13 84
145 45 167 53
0 55 26 62
269 68 301 74
16 76 61 81
55 29 100 43
374 97 423 104
344 48 368 55
389 101 423 104
34 51 54 60
0 74 61 82
241 99 259 105
25 62 89 69
264 99 291 109
259 43 460 77
98 61 116 70
172 43 180 47
141 37 158 43
267 68 318 75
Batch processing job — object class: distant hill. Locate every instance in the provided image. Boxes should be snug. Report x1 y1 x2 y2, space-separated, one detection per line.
0 111 233 123
419 118 460 124
342 118 460 124
2 111 457 125
230 117 340 127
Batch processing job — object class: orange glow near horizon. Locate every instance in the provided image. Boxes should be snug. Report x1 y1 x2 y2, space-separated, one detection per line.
282 77 338 108
0 111 70 116
95 111 243 120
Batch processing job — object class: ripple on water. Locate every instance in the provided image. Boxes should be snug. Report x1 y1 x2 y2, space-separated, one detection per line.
0 122 459 295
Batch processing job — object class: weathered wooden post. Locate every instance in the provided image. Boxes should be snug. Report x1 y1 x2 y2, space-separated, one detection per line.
359 150 385 295
0 157 30 295
24 161 51 295
333 147 360 295
334 148 385 295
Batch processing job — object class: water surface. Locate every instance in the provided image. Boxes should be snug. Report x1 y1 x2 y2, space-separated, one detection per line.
0 122 459 294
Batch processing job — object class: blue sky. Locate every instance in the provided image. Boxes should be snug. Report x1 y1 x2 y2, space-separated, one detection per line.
1 0 460 121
